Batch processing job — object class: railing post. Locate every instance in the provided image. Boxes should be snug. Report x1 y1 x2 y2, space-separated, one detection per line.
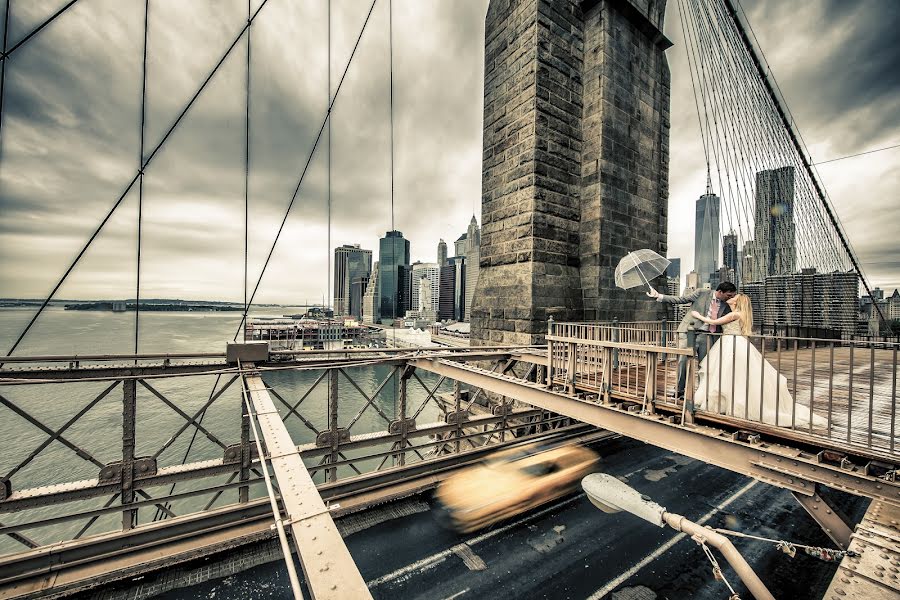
122 379 137 530
239 377 251 503
326 368 339 482
683 356 696 425
398 369 408 467
600 347 613 404
660 318 668 351
567 342 577 395
612 318 620 370
453 380 462 454
546 316 554 388
644 351 658 414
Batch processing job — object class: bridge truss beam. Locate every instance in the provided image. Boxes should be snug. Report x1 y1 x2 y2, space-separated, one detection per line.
242 368 371 600
411 357 900 508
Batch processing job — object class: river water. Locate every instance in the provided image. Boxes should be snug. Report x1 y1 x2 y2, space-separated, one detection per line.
0 307 448 553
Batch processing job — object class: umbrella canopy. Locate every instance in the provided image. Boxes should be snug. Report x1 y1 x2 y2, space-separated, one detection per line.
615 249 670 290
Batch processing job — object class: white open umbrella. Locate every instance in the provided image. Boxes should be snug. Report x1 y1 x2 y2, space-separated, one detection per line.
615 249 670 291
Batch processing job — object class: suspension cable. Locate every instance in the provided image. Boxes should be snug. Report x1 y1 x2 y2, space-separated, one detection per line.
725 0 880 317
327 0 332 314
136 0 150 356
0 0 10 163
678 0 855 286
168 1 256 520
232 0 380 340
677 0 710 183
390 0 394 234
389 0 397 347
242 0 251 342
3 0 271 362
813 142 900 166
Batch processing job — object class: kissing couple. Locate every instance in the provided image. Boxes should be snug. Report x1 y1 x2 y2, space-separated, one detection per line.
647 282 823 427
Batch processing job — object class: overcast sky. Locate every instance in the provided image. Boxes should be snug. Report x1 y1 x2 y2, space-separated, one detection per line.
0 0 897 304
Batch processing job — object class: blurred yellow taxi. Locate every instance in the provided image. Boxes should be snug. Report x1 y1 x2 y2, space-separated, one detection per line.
434 442 599 533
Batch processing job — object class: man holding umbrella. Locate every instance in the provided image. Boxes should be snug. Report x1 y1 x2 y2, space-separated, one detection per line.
647 282 737 400
614 249 737 400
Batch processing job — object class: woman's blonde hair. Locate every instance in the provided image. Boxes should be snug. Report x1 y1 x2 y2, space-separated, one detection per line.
733 294 753 336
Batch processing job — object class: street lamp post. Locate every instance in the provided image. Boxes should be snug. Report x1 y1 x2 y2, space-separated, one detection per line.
581 473 775 600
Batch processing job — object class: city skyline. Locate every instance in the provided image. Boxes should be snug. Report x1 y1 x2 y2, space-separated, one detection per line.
0 1 897 305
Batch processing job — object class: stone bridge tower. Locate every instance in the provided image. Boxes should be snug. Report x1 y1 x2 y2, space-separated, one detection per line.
471 0 672 345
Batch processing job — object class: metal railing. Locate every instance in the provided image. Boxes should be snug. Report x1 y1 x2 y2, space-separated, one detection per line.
551 320 678 350
0 348 568 565
548 320 899 461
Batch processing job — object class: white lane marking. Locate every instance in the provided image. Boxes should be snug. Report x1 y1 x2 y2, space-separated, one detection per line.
586 479 759 600
452 544 487 571
367 555 449 588
442 588 470 600
367 492 585 588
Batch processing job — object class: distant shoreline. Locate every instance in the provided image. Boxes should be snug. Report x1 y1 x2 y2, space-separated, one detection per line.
64 302 245 312
0 299 319 312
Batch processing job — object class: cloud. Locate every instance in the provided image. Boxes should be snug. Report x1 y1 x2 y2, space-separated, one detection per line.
0 0 897 310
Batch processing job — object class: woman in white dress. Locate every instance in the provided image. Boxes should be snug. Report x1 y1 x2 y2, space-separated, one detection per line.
690 294 824 427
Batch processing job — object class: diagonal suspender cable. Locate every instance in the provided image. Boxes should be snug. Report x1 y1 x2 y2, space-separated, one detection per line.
232 0 379 340
136 0 149 356
1 0 79 61
4 0 271 361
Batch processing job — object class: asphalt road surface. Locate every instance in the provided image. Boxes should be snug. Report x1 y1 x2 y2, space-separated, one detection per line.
153 436 867 600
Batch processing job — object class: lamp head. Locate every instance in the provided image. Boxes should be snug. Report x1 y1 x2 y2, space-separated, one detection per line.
581 473 666 527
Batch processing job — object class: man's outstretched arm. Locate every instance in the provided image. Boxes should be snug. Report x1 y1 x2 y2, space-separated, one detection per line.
647 287 705 305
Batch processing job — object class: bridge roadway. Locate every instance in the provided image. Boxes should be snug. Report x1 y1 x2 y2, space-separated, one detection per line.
146 437 865 600
2 343 897 598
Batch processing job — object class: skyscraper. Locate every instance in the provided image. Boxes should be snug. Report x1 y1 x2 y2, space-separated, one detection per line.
753 167 796 279
694 193 720 286
685 270 700 292
666 258 681 280
377 231 410 324
349 276 369 321
439 256 466 321
454 233 467 257
409 262 440 317
890 289 900 320
741 240 755 284
759 268 857 336
464 216 480 322
723 231 737 272
333 245 372 316
362 262 380 324
437 239 448 267
665 259 683 322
